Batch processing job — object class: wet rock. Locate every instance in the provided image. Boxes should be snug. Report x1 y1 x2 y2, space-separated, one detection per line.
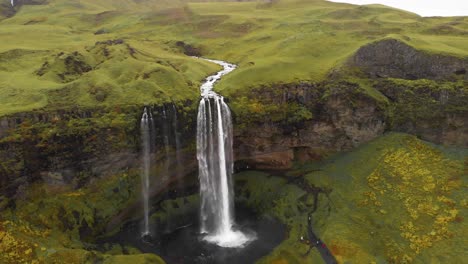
244 150 294 170
79 219 93 242
40 171 67 185
347 38 468 81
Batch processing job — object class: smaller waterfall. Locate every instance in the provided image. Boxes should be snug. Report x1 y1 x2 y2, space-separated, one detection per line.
11 0 14 7
172 104 183 187
140 107 152 236
162 106 172 184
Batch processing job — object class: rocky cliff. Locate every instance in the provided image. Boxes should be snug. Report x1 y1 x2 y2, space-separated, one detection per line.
348 38 467 81
233 39 467 169
1 40 466 196
0 104 197 200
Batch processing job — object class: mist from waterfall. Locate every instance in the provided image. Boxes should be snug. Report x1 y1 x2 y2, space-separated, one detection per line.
140 107 151 236
197 59 253 248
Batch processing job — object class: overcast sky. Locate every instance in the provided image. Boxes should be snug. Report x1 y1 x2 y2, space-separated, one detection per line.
328 0 468 17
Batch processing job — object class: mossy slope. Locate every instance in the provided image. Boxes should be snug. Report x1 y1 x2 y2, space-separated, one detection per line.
305 133 467 263
0 169 166 264
235 132 466 263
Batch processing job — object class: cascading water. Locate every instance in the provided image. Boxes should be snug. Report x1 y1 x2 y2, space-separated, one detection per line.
162 106 171 183
172 104 183 187
140 107 152 236
140 104 181 236
197 59 254 248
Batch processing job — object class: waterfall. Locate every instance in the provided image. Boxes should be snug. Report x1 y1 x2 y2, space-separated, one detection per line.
140 107 152 236
11 0 14 7
140 104 181 236
172 104 183 187
196 58 252 248
162 106 171 183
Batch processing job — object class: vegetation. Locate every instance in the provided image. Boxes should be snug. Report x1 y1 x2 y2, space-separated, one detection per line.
234 133 467 263
0 0 466 263
0 169 156 264
304 133 467 263
0 0 467 116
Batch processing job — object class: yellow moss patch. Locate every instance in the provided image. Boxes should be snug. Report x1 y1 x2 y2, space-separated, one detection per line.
361 137 464 257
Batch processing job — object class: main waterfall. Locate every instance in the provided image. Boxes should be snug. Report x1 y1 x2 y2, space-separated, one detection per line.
197 59 253 248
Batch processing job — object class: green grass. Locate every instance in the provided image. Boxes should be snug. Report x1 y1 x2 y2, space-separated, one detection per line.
0 0 467 116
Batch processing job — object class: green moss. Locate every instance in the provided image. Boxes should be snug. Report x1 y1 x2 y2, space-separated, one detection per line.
234 171 319 263
149 194 199 231
0 166 170 263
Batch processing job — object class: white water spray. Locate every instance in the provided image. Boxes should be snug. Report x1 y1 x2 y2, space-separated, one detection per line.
197 58 253 248
140 107 151 236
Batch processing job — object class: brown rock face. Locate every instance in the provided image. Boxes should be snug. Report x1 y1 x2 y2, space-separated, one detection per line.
244 150 294 170
234 82 388 170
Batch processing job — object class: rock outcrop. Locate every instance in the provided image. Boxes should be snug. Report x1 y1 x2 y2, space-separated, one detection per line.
348 38 468 81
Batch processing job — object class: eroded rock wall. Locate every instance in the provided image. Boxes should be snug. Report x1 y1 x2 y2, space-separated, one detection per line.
233 81 389 169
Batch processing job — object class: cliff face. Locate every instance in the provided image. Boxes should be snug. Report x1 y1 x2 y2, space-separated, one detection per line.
0 104 198 200
233 82 388 169
0 39 466 204
376 78 468 146
233 39 467 169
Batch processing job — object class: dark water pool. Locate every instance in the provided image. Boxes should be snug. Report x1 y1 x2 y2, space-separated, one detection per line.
101 204 286 264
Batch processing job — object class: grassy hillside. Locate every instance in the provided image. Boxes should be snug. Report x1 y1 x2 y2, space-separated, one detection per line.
0 0 467 116
305 133 467 263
